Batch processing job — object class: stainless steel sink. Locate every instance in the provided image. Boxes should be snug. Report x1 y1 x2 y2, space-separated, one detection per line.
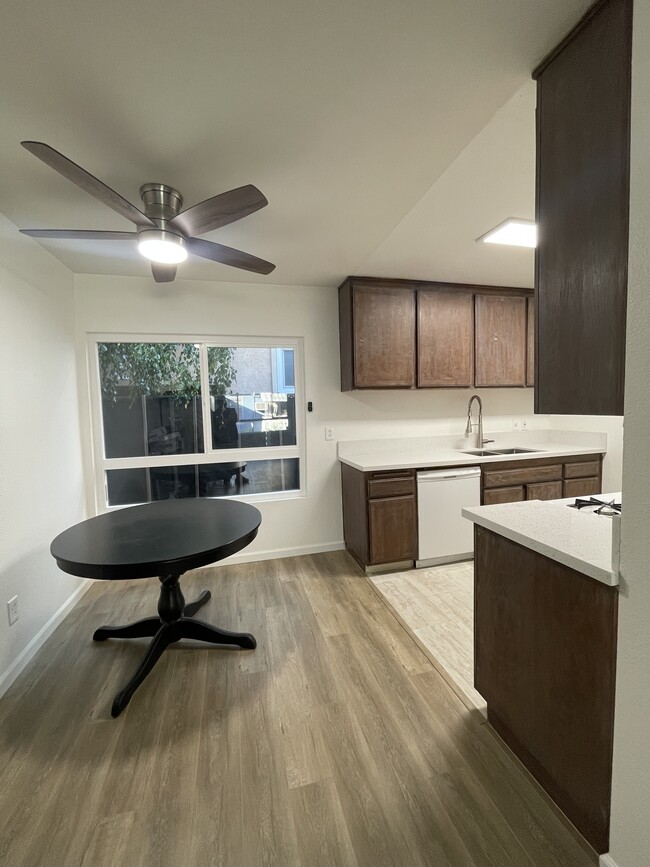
457 449 501 456
487 447 542 455
456 447 543 457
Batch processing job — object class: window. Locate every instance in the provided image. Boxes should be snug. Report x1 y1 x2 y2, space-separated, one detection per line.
90 337 303 510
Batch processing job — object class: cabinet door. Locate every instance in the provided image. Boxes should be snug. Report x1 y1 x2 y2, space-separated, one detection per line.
475 295 527 387
526 297 535 387
483 486 524 505
353 285 416 388
417 289 473 387
534 0 631 414
368 495 417 564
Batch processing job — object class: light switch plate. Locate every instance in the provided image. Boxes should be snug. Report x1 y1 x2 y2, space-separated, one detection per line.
7 596 18 626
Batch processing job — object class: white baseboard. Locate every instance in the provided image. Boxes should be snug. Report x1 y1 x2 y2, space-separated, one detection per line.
599 855 618 867
0 581 92 700
198 540 346 568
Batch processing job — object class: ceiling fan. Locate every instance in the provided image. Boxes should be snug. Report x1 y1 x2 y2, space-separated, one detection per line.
19 141 275 282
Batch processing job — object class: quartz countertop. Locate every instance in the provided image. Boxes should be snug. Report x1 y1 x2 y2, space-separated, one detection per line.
337 431 606 473
462 494 621 586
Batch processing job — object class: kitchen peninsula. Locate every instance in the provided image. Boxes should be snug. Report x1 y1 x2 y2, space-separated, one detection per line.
462 495 620 855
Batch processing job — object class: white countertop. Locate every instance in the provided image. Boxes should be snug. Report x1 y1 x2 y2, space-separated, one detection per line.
462 494 621 586
338 435 606 473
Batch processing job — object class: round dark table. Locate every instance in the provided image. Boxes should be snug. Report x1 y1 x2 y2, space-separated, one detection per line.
51 499 261 717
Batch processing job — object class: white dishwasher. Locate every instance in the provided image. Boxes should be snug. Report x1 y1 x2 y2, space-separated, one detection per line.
416 467 481 567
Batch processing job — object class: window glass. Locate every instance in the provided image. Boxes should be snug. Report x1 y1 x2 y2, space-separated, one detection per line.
282 349 295 389
98 342 203 458
105 459 300 506
207 347 297 450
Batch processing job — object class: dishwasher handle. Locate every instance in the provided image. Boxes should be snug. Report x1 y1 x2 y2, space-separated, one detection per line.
417 467 481 482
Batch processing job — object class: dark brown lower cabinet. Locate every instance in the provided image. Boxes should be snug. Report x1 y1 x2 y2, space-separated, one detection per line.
481 454 603 505
474 526 618 853
341 454 604 568
368 495 417 564
341 464 417 568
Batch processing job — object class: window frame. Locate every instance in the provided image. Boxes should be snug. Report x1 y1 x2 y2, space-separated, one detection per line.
86 332 306 513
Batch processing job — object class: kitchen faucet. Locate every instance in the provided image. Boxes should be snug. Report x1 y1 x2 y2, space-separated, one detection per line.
464 395 494 448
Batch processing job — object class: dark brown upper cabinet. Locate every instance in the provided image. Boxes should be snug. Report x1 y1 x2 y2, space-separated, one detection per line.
339 277 532 391
417 289 474 387
339 279 416 389
475 295 527 387
533 0 632 415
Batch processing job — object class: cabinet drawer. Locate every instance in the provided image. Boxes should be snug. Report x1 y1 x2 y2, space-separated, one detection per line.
483 486 525 505
564 477 602 498
564 460 601 479
526 481 563 501
367 477 416 498
483 464 562 488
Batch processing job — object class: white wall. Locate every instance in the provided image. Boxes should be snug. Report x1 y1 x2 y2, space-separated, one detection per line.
550 415 624 493
74 274 539 559
608 2 650 864
0 214 86 693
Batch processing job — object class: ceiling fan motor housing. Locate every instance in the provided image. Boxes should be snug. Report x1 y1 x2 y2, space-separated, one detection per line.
137 184 186 257
139 183 183 225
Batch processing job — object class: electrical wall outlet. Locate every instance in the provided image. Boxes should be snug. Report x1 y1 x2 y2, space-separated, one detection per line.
512 419 521 431
324 427 334 441
7 596 18 626
522 419 528 430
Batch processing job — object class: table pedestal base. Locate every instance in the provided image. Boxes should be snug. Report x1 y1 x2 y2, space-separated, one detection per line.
93 574 256 717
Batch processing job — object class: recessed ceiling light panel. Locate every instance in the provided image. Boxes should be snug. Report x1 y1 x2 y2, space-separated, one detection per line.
478 218 537 248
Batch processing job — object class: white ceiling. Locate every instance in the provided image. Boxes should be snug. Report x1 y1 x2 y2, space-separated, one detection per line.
0 0 592 287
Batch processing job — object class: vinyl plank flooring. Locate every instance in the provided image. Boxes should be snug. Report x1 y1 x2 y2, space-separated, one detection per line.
187 659 244 867
367 561 487 710
0 551 597 867
289 779 358 866
79 810 137 867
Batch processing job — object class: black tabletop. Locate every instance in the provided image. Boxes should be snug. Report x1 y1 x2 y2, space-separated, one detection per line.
50 499 261 580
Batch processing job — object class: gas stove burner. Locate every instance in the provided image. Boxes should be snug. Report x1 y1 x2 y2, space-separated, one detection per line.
567 497 622 516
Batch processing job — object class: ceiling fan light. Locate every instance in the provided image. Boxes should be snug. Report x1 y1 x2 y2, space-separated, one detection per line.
137 229 188 264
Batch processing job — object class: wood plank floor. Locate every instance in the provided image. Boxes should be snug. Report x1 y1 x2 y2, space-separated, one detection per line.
368 562 486 712
0 551 596 866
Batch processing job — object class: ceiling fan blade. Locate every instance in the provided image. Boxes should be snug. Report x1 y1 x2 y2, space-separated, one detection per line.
21 141 154 228
151 262 177 283
168 185 268 237
20 229 136 240
187 237 275 275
